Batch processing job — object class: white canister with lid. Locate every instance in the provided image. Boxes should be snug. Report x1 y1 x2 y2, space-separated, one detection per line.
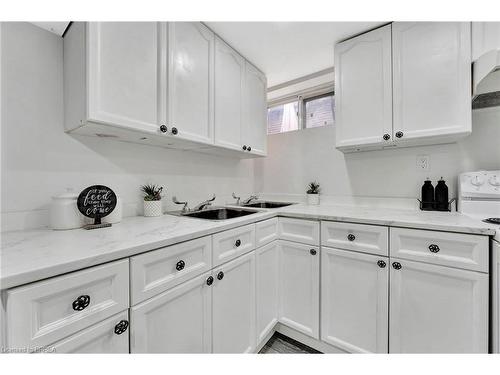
49 190 84 230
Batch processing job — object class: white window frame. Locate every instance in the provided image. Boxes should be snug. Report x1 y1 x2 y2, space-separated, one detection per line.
267 83 334 133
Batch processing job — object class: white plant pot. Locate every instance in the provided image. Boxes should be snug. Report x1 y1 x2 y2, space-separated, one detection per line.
143 200 163 217
307 194 320 205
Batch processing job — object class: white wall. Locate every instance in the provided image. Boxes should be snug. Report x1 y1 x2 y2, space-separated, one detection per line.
254 107 500 200
0 22 255 231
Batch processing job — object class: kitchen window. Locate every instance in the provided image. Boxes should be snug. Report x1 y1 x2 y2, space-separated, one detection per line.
267 91 334 135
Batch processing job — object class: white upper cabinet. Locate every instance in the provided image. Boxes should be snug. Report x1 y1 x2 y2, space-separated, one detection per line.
335 22 472 152
335 24 393 150
214 37 244 151
243 61 268 156
63 22 267 158
472 22 500 60
66 22 162 134
392 22 471 143
167 22 214 145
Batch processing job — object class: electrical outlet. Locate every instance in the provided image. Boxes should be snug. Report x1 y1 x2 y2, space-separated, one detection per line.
416 155 430 171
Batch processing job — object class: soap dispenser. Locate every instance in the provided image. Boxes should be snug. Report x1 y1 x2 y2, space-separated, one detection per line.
435 177 449 211
421 178 434 210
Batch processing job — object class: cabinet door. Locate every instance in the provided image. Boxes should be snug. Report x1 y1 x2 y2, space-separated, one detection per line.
167 22 214 144
213 251 256 353
279 240 320 339
87 22 161 133
52 311 129 353
334 24 392 149
256 241 279 344
242 61 267 155
214 37 244 151
130 273 212 353
389 259 488 353
392 22 471 142
321 247 388 353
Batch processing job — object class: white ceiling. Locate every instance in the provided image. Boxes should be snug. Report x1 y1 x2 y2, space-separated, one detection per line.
31 21 385 86
31 22 70 36
206 22 385 87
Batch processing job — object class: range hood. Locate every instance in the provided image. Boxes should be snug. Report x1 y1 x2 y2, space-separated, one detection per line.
472 49 500 109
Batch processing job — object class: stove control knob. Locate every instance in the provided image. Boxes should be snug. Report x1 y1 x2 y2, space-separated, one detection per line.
489 175 500 187
470 175 484 186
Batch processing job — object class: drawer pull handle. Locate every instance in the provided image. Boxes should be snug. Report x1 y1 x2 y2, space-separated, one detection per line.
72 295 90 311
377 260 386 268
176 260 186 271
114 320 129 335
206 276 214 286
428 244 440 253
392 262 402 270
235 239 241 247
347 234 355 241
310 249 317 255
217 271 224 280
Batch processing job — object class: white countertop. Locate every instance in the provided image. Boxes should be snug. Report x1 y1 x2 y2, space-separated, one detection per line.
1 204 497 290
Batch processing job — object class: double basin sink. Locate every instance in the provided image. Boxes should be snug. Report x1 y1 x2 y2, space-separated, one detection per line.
179 201 295 220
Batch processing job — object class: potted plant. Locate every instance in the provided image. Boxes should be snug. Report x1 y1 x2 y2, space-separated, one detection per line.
141 184 164 217
306 181 321 205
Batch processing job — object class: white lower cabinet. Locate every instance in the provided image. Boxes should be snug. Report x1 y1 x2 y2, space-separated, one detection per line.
321 247 389 353
212 251 256 353
130 272 212 353
256 241 279 343
389 258 488 353
52 311 129 353
278 240 320 339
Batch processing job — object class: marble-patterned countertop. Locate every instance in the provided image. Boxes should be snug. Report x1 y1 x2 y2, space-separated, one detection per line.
1 204 497 290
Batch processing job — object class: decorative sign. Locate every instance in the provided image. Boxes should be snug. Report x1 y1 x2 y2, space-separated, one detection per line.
77 185 117 229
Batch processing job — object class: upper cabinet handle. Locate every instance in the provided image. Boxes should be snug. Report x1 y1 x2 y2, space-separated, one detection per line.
347 233 355 241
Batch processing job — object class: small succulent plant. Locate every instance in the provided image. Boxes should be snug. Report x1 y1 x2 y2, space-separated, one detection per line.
307 181 321 194
141 184 163 201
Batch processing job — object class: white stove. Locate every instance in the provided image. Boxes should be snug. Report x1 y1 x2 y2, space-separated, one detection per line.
458 170 500 240
459 170 500 353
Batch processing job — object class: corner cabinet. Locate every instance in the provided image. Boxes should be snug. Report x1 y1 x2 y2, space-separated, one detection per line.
63 22 267 158
335 22 471 153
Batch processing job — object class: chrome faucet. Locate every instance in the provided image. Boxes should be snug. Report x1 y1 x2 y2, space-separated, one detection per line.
232 192 241 205
242 195 259 205
193 194 216 211
172 196 189 213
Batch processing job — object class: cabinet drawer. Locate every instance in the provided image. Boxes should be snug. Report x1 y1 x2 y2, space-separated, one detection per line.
52 310 129 353
212 224 255 266
278 218 319 246
130 236 212 304
390 228 488 272
256 218 278 247
6 259 129 348
321 221 389 256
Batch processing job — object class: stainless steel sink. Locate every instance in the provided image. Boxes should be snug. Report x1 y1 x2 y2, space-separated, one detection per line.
242 201 295 209
181 207 259 220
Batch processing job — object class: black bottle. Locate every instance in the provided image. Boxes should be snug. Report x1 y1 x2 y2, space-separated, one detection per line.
421 179 434 210
435 177 449 211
